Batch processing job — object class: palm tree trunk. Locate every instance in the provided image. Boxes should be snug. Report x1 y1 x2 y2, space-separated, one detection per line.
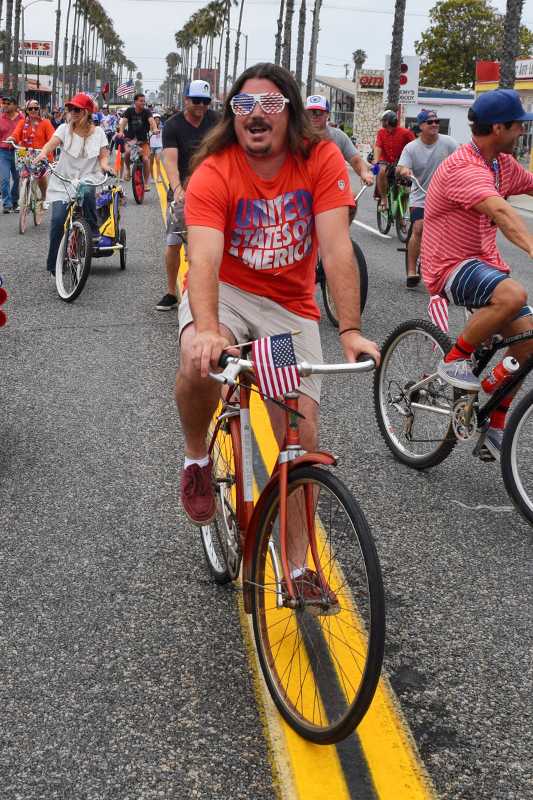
281 0 294 70
3 0 14 94
500 0 524 88
306 0 321 96
11 0 21 95
232 0 245 84
386 0 407 110
295 0 306 86
216 32 223 97
61 0 72 105
274 0 284 65
51 0 61 106
223 0 231 96
68 0 78 95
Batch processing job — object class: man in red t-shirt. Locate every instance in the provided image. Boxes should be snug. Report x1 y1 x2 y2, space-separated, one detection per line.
176 62 379 527
373 110 414 209
421 89 533 458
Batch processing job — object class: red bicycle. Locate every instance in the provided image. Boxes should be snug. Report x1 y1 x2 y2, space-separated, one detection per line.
201 350 385 744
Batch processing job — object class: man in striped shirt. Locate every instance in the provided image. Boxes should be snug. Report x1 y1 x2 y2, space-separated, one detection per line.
421 89 533 457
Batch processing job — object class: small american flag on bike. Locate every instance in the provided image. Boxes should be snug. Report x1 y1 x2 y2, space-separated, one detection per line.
252 333 301 398
117 80 134 97
428 294 449 333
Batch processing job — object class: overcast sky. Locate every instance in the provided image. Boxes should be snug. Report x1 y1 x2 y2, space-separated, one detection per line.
20 0 531 96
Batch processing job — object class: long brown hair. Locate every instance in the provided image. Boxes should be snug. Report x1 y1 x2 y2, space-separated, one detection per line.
189 62 321 174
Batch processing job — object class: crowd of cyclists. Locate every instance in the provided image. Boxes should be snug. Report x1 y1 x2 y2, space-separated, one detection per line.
1 64 533 512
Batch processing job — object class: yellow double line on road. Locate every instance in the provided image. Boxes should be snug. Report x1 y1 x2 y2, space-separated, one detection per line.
155 178 437 800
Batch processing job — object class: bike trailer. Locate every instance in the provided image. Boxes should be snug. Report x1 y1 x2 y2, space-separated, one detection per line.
96 185 123 247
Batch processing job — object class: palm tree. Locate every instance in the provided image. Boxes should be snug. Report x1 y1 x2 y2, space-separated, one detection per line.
500 0 525 88
3 0 13 93
306 0 322 96
274 0 284 65
51 0 61 105
232 0 244 83
11 0 21 94
294 0 306 85
352 48 366 82
386 0 407 110
281 0 294 70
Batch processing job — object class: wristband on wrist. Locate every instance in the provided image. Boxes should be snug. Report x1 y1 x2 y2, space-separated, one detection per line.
339 327 361 337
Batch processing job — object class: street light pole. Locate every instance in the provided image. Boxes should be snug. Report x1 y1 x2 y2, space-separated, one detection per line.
20 0 53 106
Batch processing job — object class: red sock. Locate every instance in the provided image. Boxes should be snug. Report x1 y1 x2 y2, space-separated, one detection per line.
444 335 476 363
489 394 513 430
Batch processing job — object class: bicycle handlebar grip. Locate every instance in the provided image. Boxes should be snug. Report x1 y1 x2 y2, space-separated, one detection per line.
357 353 376 366
218 352 232 369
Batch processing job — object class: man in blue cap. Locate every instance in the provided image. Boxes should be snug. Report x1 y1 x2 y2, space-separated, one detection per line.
397 109 457 287
421 88 533 459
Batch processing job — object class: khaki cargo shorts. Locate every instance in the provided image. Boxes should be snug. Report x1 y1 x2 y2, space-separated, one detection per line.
178 282 323 403
166 200 186 247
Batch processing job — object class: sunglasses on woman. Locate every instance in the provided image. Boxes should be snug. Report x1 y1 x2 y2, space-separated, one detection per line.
28 106 40 111
230 92 290 116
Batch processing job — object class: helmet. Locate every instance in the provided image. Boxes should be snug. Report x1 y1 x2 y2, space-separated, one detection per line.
381 110 398 126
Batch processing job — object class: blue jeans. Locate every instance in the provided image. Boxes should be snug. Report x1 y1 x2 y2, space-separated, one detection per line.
0 148 19 209
47 192 99 273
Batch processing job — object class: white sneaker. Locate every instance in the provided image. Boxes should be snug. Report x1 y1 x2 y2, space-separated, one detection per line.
437 358 481 391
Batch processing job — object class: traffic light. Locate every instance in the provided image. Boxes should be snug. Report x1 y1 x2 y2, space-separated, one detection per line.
400 62 408 86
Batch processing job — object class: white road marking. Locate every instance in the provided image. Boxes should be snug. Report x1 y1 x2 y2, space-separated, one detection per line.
352 219 392 239
451 500 514 512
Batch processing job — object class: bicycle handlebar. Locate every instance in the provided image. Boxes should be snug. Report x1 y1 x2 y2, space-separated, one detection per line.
47 162 111 187
213 353 375 385
409 175 427 194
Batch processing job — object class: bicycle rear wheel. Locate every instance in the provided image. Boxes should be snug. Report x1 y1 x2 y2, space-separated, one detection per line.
321 240 368 327
376 201 391 234
501 387 533 525
132 164 144 204
55 218 92 302
200 413 243 583
251 465 385 744
18 178 30 235
374 319 459 469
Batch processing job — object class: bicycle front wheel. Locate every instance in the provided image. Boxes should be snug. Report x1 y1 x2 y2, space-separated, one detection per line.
132 164 144 204
374 319 459 469
251 465 385 744
200 413 243 583
395 197 410 243
56 218 92 302
18 178 30 235
376 201 391 234
320 240 368 326
33 181 44 226
501 388 533 525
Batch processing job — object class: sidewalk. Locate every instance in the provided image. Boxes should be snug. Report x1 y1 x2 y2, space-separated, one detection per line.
509 194 533 213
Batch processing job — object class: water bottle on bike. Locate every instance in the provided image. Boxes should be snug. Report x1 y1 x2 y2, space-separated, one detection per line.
481 356 520 393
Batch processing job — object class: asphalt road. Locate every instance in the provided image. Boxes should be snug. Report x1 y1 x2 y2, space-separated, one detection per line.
1 176 532 800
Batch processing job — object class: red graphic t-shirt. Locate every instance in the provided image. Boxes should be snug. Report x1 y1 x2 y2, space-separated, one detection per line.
185 140 354 320
421 142 533 294
375 126 415 164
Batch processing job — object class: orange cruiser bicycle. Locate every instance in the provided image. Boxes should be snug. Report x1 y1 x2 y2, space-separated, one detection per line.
201 347 385 744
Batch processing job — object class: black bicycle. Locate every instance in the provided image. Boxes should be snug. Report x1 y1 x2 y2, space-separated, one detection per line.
374 319 533 525
316 186 369 326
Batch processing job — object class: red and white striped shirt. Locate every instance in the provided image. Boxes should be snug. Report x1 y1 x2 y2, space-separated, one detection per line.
421 142 533 295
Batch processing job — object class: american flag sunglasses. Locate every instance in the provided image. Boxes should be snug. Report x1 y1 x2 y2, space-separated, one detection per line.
230 92 290 116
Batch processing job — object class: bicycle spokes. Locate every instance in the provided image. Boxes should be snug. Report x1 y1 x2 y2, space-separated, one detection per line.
253 472 380 737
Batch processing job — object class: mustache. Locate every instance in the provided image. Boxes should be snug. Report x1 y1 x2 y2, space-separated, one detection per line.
244 116 272 131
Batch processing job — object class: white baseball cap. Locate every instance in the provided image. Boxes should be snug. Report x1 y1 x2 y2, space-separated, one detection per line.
186 80 211 100
306 94 330 112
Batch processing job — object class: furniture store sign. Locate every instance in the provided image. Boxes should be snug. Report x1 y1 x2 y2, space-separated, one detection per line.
19 40 54 58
